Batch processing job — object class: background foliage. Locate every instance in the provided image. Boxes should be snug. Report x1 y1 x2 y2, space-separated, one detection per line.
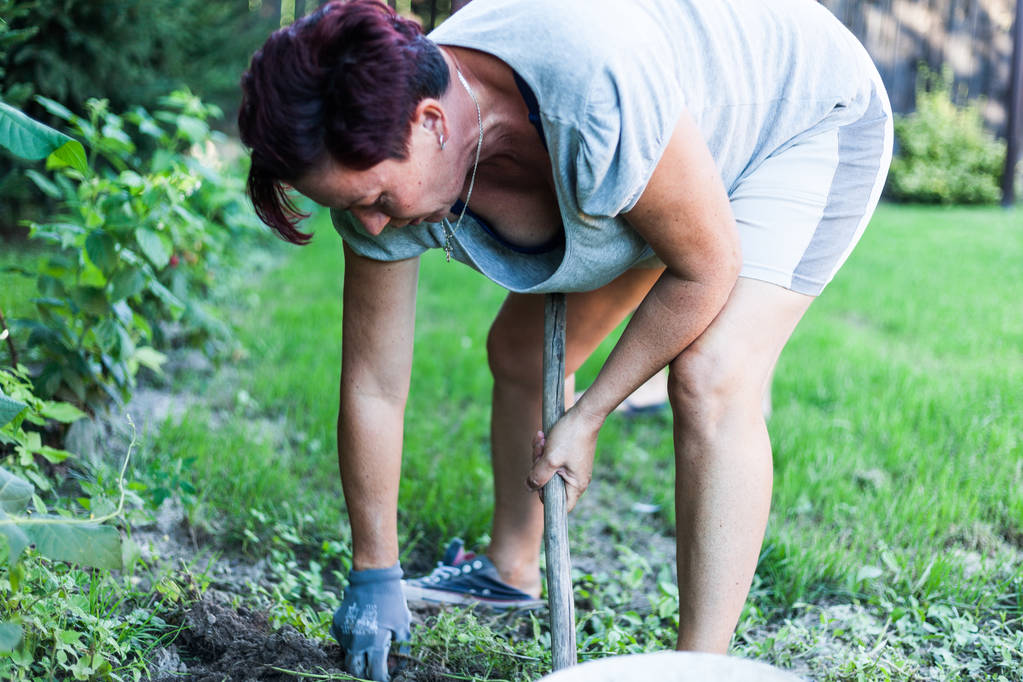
886 66 1008 204
0 31 265 672
1 0 277 115
0 0 279 235
3 92 259 409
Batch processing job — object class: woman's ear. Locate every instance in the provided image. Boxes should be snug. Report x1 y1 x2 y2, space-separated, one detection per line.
415 98 448 150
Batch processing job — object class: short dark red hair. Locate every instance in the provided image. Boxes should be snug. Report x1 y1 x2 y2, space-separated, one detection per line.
238 0 450 243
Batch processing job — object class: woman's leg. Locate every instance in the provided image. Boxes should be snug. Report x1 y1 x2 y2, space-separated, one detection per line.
668 277 813 652
486 267 663 594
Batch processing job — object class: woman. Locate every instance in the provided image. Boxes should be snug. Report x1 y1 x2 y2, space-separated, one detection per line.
238 0 892 678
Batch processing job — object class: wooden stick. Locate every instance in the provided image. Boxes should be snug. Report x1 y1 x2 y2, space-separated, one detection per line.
542 292 576 671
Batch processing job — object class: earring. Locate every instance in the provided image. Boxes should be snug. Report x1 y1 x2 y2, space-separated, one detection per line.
439 134 446 150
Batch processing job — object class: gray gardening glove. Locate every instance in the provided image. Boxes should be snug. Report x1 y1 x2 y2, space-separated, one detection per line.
331 562 411 681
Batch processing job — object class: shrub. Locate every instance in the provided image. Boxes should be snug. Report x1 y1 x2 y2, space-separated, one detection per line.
1 92 261 409
0 378 153 680
0 0 277 235
0 98 181 677
886 66 1006 204
2 0 276 118
0 0 36 108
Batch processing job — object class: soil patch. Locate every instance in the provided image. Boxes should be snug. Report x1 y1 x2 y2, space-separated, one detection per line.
150 591 526 681
152 591 348 682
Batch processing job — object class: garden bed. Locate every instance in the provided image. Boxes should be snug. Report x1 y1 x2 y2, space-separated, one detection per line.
4 203 1022 681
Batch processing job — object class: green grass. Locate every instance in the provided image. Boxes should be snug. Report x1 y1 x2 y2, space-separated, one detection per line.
768 204 1023 604
155 202 1023 679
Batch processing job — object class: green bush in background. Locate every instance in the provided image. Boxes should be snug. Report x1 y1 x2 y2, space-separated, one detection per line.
1 92 261 408
0 0 278 234
0 0 36 107
0 110 132 674
886 66 1007 204
0 85 262 677
1 0 277 117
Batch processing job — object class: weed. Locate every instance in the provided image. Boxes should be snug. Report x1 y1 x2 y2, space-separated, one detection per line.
411 609 546 681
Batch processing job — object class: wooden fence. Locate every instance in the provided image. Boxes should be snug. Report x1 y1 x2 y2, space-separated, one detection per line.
820 0 1017 135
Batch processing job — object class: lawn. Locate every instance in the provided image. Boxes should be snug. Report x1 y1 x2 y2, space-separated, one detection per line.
147 202 1022 680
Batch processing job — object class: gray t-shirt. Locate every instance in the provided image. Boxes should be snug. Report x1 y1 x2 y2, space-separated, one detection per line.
333 0 878 293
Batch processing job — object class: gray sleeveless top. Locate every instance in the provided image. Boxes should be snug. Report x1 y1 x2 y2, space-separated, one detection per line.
332 0 878 293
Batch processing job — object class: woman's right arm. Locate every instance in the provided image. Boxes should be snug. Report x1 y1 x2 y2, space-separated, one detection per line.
337 242 420 570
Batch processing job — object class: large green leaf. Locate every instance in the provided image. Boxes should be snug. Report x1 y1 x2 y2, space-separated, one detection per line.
175 114 209 143
25 168 62 198
0 622 22 652
0 391 27 429
147 278 185 318
85 230 118 273
0 100 86 173
133 347 166 373
0 468 33 565
0 509 30 564
45 140 89 175
70 286 110 317
26 519 121 570
0 469 119 569
38 401 86 424
135 228 171 269
0 468 33 514
109 268 146 302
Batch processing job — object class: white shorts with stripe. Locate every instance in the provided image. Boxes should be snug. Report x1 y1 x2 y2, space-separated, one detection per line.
729 78 894 296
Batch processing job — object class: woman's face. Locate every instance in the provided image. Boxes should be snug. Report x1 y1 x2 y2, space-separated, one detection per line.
293 108 462 235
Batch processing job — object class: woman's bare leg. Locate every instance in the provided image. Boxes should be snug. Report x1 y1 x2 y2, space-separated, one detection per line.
485 267 663 594
668 278 813 652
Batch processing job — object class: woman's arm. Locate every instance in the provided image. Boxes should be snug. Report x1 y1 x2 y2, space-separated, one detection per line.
527 109 742 508
338 242 420 569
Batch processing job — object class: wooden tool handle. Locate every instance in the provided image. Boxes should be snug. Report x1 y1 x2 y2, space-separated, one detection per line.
542 293 576 671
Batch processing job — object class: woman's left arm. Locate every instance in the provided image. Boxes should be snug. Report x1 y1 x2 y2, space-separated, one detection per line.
527 109 742 509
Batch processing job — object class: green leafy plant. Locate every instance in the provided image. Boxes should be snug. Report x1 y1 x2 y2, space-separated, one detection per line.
0 363 177 680
31 91 234 329
0 101 166 406
0 534 185 681
0 366 83 492
887 65 1007 204
0 0 37 108
240 504 353 638
2 0 277 117
1 93 259 408
0 379 127 654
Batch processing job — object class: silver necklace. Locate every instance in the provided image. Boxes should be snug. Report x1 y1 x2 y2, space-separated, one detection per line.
444 67 484 262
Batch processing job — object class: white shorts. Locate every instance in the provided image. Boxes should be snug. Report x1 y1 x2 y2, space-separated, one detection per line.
729 80 893 296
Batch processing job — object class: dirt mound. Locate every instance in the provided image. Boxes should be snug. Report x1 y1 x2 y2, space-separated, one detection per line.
152 593 347 681
149 592 460 681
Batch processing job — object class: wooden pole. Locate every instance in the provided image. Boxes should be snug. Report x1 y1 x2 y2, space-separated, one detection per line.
542 293 576 672
1002 0 1023 206
280 0 295 26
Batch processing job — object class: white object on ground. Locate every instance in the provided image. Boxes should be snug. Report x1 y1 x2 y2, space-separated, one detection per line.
538 651 803 682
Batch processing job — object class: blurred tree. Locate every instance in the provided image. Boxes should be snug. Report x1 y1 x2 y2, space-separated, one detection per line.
0 0 37 107
0 0 278 235
3 0 277 122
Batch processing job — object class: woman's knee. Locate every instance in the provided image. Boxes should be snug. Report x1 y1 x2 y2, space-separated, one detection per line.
667 345 754 427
